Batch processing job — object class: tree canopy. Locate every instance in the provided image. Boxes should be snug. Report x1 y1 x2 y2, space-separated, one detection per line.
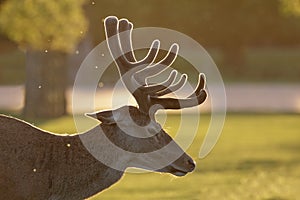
0 0 87 53
280 0 300 16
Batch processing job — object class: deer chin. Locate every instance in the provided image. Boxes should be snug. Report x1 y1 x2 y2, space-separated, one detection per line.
157 164 192 177
169 168 189 177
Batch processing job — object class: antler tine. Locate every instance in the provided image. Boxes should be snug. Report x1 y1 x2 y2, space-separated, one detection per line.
155 74 187 96
118 19 136 62
104 17 130 73
136 40 160 66
134 44 179 85
159 43 179 66
138 70 177 95
149 74 207 110
150 91 207 110
188 73 206 97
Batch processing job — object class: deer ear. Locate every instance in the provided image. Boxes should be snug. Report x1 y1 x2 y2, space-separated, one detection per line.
85 110 116 125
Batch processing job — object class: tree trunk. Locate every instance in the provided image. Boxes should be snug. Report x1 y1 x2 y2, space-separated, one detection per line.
23 50 67 119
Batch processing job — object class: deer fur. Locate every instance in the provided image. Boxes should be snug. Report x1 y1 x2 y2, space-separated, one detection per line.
0 106 195 199
0 115 121 199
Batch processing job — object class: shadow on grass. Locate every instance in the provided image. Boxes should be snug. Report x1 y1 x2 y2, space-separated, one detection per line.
263 197 290 200
198 156 300 174
236 159 281 171
279 143 300 153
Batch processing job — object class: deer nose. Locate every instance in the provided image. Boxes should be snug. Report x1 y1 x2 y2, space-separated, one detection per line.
187 159 196 171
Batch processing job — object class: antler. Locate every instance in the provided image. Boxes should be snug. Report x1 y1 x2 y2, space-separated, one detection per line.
104 16 207 115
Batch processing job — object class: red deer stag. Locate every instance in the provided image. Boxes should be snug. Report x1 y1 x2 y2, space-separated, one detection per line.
0 16 207 199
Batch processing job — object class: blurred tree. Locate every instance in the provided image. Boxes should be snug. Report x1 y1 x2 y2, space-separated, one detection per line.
194 0 300 72
84 0 300 75
0 0 87 118
280 0 300 16
0 0 6 6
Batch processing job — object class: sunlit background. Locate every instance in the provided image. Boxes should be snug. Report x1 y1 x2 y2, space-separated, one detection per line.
0 0 299 199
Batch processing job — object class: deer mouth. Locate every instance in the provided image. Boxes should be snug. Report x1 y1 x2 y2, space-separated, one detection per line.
157 164 192 177
168 165 191 176
156 161 195 177
170 168 189 176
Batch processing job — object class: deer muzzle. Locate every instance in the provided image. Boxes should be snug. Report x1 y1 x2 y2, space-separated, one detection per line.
157 153 196 177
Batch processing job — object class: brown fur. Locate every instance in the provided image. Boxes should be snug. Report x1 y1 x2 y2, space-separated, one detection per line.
0 106 195 199
0 115 122 199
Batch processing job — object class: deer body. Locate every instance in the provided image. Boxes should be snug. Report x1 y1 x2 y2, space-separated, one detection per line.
0 106 196 199
0 115 124 199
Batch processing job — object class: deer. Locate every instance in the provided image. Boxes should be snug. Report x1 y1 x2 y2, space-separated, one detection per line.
0 16 207 200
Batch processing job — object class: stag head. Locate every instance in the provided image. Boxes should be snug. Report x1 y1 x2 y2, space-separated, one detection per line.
88 16 207 176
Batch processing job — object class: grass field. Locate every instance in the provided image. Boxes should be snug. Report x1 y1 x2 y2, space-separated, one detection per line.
33 113 300 200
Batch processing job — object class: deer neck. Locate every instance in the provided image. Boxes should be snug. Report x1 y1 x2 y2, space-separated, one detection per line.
79 123 165 176
80 125 132 171
94 124 164 170
49 127 126 198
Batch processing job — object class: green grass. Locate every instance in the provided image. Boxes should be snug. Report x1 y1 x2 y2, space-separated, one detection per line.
32 113 300 200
